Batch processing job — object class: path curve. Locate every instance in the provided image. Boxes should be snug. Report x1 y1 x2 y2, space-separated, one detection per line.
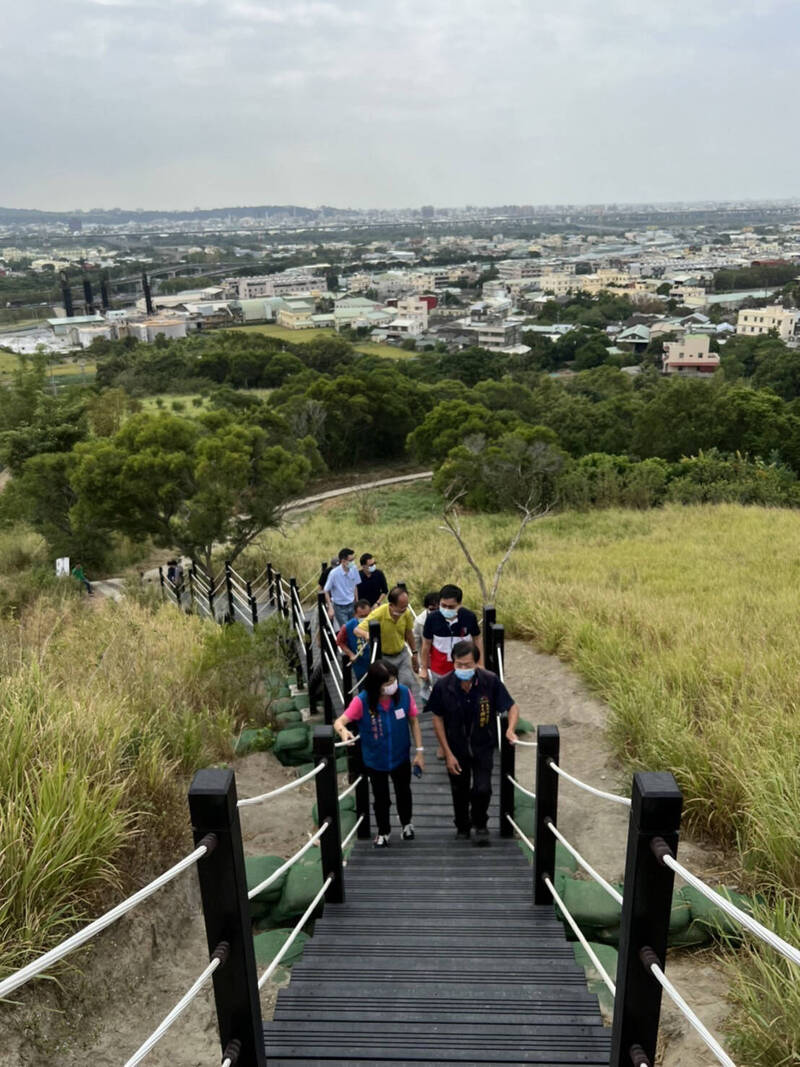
282 470 433 513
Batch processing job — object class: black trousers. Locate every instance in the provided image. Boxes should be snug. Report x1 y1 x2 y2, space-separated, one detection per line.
448 748 494 832
367 760 412 836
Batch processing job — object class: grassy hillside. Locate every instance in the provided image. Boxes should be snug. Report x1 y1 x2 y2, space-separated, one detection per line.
0 528 289 977
246 489 800 1062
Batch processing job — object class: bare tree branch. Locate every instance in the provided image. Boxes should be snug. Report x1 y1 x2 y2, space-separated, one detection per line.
488 501 552 603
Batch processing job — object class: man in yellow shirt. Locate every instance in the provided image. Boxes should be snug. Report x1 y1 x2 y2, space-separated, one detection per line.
354 586 420 695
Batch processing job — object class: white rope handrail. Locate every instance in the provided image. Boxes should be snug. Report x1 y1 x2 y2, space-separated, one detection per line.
544 875 616 997
342 815 365 849
257 875 334 988
247 824 329 900
507 775 536 802
505 813 535 853
329 666 345 708
370 641 379 664
548 760 632 808
513 738 538 747
124 945 227 1066
546 820 623 906
334 736 359 748
237 762 325 808
297 575 316 593
338 776 362 802
321 627 344 682
657 847 800 969
496 645 505 683
645 952 735 1066
0 838 215 1000
322 608 340 644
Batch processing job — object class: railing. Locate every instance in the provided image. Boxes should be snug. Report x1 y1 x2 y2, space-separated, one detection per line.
9 570 800 1067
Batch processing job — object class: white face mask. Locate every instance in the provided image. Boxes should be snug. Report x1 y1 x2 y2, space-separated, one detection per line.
382 681 398 696
368 564 377 573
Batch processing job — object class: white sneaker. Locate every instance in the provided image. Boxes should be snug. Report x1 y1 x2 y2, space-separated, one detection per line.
373 833 391 848
402 824 415 840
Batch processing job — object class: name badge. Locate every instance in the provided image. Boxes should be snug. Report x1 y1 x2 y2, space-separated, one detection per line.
394 708 406 720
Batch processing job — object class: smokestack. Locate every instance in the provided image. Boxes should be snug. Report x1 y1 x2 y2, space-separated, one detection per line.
60 272 74 318
100 275 110 311
82 276 95 315
141 271 154 315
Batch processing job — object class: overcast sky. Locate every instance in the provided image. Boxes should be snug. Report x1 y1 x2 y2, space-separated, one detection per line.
2 0 798 211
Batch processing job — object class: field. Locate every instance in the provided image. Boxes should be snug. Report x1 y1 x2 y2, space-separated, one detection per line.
235 323 416 359
244 488 800 1061
0 351 96 384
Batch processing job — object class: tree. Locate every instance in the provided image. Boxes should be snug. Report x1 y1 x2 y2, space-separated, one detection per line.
68 413 312 570
434 426 563 605
407 399 508 464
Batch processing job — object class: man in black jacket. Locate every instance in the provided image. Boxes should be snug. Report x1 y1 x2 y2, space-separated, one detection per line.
356 552 389 606
429 641 519 846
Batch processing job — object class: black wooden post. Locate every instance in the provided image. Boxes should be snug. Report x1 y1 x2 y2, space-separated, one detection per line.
490 621 505 680
313 726 344 904
158 565 166 600
345 726 371 840
267 563 275 607
610 773 683 1067
188 768 266 1067
368 619 382 663
246 580 258 628
225 561 235 622
317 592 333 725
533 725 559 905
482 605 496 671
304 618 316 714
275 572 284 617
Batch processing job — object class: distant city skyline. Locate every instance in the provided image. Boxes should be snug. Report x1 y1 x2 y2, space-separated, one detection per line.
3 1 799 212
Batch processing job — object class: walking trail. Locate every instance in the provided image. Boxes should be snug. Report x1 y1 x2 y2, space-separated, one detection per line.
0 640 731 1066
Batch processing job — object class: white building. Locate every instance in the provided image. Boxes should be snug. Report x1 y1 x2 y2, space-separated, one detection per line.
736 305 800 342
395 296 429 331
237 272 324 299
662 334 720 376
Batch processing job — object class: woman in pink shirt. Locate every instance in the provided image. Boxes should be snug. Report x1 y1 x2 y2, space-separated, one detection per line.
334 661 425 848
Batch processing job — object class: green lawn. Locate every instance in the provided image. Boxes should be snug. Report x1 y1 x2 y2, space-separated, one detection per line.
234 324 415 360
0 352 96 381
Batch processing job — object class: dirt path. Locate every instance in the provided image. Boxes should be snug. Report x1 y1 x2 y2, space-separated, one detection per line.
505 641 732 1067
0 642 731 1065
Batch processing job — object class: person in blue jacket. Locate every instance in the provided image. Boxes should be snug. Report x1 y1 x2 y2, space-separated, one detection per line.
334 661 425 848
335 598 372 686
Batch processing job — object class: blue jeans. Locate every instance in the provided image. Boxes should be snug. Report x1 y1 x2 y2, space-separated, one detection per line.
333 601 355 627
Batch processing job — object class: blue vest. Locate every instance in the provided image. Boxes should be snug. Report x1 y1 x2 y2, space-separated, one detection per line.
357 685 412 772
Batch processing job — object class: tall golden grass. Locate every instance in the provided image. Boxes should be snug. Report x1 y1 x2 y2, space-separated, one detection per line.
244 491 800 1063
0 542 285 979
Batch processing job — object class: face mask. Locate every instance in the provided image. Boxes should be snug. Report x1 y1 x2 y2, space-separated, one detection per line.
454 668 475 681
382 681 398 696
440 607 458 620
368 564 377 573
342 560 352 570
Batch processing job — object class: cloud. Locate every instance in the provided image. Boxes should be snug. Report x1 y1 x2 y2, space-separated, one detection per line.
1 0 798 208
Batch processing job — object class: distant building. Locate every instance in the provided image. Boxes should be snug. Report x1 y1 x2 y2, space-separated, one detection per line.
237 272 323 299
276 297 316 329
662 334 720 376
736 305 800 341
496 259 543 281
47 313 105 336
129 317 189 343
536 272 574 297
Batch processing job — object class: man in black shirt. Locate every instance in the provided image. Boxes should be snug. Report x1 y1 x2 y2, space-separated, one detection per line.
429 641 519 846
356 552 389 607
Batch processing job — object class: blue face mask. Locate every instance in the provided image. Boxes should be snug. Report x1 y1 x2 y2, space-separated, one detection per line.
440 607 458 620
454 667 475 681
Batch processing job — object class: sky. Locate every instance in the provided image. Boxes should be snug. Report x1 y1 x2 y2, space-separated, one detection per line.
1 0 798 211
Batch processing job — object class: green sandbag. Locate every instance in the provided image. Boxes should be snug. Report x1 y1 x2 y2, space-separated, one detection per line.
573 941 617 1017
511 804 535 838
293 693 310 710
516 718 535 734
234 727 275 756
246 855 289 918
271 853 325 924
272 697 297 716
293 755 348 776
312 796 355 825
275 710 302 729
555 841 578 874
273 725 310 755
680 884 752 942
253 927 309 968
559 878 623 932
